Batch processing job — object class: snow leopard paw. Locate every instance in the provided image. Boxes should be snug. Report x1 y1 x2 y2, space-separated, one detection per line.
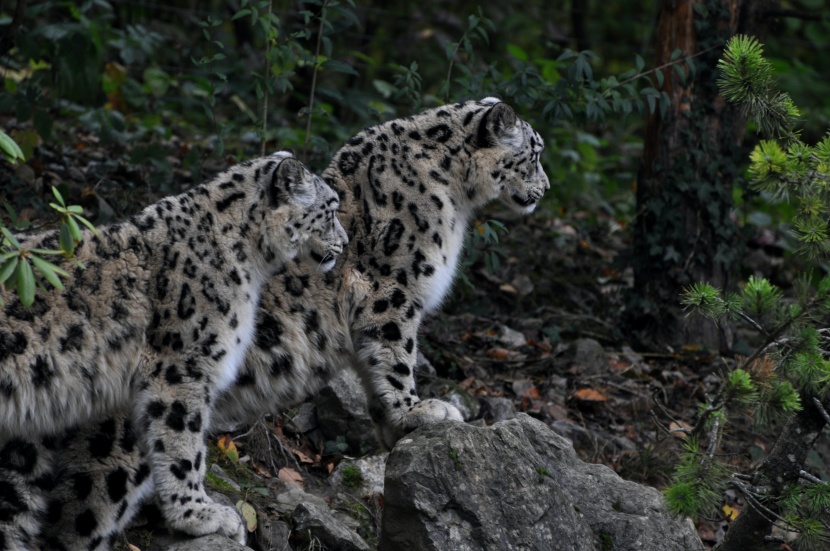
379 398 464 449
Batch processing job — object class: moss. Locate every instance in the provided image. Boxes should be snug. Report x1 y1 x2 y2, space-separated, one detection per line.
535 466 553 478
340 464 364 488
599 532 614 551
205 470 239 494
612 500 622 512
449 447 462 471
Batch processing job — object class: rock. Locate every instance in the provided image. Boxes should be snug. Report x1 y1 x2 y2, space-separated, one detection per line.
330 453 388 497
496 324 526 348
479 396 516 423
255 516 293 551
567 338 607 376
380 414 703 551
272 485 329 516
292 502 370 551
287 402 318 434
314 368 379 453
145 533 254 551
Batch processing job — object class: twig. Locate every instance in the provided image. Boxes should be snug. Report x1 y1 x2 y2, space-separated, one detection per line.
303 0 329 154
812 397 830 427
611 43 722 90
799 469 826 485
704 416 720 460
730 479 788 528
267 426 304 473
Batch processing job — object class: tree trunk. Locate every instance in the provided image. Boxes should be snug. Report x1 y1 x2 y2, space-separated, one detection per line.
715 400 826 550
629 0 772 351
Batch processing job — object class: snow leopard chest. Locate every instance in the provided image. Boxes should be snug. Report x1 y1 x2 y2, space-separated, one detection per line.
419 220 467 314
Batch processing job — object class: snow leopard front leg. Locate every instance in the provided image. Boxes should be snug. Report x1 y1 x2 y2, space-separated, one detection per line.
352 298 462 449
136 355 245 544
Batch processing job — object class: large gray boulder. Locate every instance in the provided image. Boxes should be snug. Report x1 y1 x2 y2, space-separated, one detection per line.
380 414 703 551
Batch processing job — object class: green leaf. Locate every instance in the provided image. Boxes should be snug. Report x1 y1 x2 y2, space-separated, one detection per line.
16 258 35 306
67 216 82 244
232 8 251 20
0 256 19 285
59 224 75 256
321 59 358 76
73 214 99 236
30 255 65 291
1 227 20 249
51 186 66 207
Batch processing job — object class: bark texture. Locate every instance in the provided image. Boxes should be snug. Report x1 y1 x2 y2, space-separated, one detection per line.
631 0 772 351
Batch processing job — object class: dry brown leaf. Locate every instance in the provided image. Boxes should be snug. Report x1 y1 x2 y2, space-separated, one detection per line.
572 388 608 402
486 347 515 360
278 467 304 489
458 376 476 390
499 283 518 294
252 462 272 478
608 360 631 372
668 420 693 439
127 545 141 551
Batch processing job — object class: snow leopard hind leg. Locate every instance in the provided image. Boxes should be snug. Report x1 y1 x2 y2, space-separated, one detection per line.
39 413 154 551
0 437 57 551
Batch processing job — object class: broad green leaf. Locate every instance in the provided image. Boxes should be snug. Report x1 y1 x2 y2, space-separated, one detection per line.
51 186 66 207
67 216 82 243
30 255 65 290
74 215 100 236
321 59 358 76
59 224 75 255
0 256 19 285
17 258 35 306
2 227 20 249
235 500 257 532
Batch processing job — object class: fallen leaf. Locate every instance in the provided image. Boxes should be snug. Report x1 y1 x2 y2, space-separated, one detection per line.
572 388 608 402
458 376 476 390
499 283 519 294
722 504 739 521
608 360 631 372
668 420 693 439
486 347 516 360
522 386 541 400
217 434 239 463
278 467 304 489
236 500 258 532
292 447 316 464
252 462 272 478
127 545 141 551
547 403 570 421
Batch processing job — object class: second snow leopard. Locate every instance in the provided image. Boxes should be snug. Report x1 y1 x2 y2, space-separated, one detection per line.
0 152 347 550
32 98 549 549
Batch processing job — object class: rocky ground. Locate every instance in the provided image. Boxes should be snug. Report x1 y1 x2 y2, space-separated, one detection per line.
3 131 823 551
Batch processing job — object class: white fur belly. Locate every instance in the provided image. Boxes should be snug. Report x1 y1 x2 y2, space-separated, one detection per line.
422 250 460 313
215 290 259 392
419 224 464 313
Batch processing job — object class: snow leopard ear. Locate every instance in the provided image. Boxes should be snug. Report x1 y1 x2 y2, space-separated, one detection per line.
475 102 519 149
271 157 316 207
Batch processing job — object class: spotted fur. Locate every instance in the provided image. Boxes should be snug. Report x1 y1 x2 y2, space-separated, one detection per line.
0 152 347 550
27 98 548 549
